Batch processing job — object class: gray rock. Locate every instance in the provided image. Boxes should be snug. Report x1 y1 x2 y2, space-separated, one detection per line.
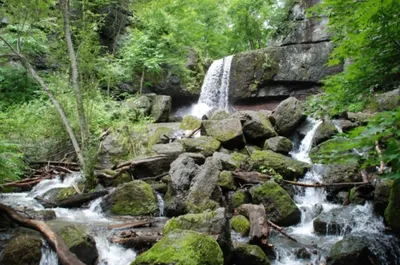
126 95 152 116
264 136 293 154
332 119 358 133
152 142 184 160
150 95 171 122
375 88 399 111
271 97 307 136
0 235 42 265
313 207 359 235
210 110 230 120
373 179 393 216
312 120 338 146
179 136 221 156
201 118 246 149
232 243 271 265
320 163 361 184
213 152 241 171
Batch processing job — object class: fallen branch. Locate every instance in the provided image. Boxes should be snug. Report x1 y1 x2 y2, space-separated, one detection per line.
238 204 269 246
0 175 53 189
140 172 169 181
108 220 153 230
0 203 85 265
185 126 201 138
113 155 167 170
267 220 298 243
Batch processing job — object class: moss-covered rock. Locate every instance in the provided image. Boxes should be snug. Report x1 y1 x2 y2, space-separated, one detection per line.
0 235 42 265
152 142 184 160
99 169 131 187
180 136 221 156
213 152 242 171
132 229 224 265
218 171 235 190
312 120 338 146
180 115 201 130
233 243 271 265
250 181 301 226
150 95 171 122
201 118 246 149
231 190 250 209
231 215 250 236
264 136 293 155
384 178 400 233
101 180 158 216
247 150 309 180
210 110 230 120
374 178 394 216
148 127 174 148
59 225 98 265
126 95 152 116
271 97 306 136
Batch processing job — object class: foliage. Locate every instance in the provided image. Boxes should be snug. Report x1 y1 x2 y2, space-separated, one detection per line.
0 141 25 184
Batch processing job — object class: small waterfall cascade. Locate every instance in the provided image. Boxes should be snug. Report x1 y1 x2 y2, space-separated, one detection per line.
270 119 400 265
156 192 165 217
175 55 234 118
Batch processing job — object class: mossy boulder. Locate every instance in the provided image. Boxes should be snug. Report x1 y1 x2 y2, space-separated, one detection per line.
99 169 131 187
126 95 152 116
213 152 243 171
152 142 184 160
231 189 250 209
218 171 235 190
150 95 171 122
250 181 301 226
233 243 271 265
310 138 357 165
59 225 98 265
0 235 42 265
264 136 293 155
384 178 400 233
318 162 361 185
179 136 221 156
271 97 306 136
231 111 277 146
247 150 309 180
231 215 250 236
131 229 224 265
374 178 394 216
375 88 400 111
148 127 174 148
101 180 158 216
210 110 230 120
312 120 338 146
201 118 246 149
180 115 201 130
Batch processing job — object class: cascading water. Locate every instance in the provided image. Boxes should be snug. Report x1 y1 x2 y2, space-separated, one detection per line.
175 55 233 118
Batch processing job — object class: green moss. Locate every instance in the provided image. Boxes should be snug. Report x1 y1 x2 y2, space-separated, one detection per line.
148 127 173 148
56 186 86 200
59 225 89 249
231 215 250 236
248 150 309 180
384 178 400 233
231 152 248 166
234 243 271 265
231 190 247 208
132 229 224 265
180 115 201 130
180 136 221 156
1 235 42 265
186 197 219 214
210 110 229 120
163 210 217 235
218 171 235 190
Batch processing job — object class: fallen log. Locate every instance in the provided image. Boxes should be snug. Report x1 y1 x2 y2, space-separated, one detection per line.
0 203 85 265
113 155 167 170
108 220 153 230
36 190 108 208
238 204 269 246
267 220 298 243
0 175 53 189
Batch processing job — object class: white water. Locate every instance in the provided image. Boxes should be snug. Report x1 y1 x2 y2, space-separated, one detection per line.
156 192 165 217
175 55 234 118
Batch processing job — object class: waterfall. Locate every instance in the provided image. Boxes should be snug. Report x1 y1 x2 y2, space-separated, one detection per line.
175 55 234 118
156 192 165 217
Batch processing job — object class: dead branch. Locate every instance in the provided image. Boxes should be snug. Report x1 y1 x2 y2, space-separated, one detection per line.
267 220 298 243
0 176 53 189
0 203 85 265
108 220 153 230
185 126 201 138
113 155 167 170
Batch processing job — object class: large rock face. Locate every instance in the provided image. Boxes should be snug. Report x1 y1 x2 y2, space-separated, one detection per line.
0 235 42 265
101 180 158 216
132 229 224 265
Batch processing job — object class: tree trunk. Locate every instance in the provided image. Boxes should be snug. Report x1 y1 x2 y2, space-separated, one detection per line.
238 204 269 246
140 67 145 95
0 203 85 265
60 0 89 150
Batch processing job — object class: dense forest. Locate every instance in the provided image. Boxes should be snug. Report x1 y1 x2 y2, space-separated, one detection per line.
0 0 399 265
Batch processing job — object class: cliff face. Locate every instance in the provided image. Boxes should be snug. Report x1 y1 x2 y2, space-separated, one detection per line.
229 0 342 106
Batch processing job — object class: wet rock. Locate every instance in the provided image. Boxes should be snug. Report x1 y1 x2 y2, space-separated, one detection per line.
132 229 224 265
22 209 56 221
232 243 271 265
231 215 250 236
101 180 158 216
186 157 221 213
231 111 277 146
163 208 232 262
385 178 400 233
313 207 356 235
295 247 312 259
201 118 246 149
263 136 293 155
312 120 338 146
218 171 235 190
320 163 361 184
374 178 394 216
180 115 201 130
59 225 98 265
247 150 310 180
271 97 307 136
150 95 171 122
250 181 301 226
332 119 358 133
130 154 176 179
179 136 221 156
0 235 42 265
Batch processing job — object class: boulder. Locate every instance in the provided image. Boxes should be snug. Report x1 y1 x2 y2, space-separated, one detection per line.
180 115 201 130
163 208 232 262
213 152 242 171
247 150 310 180
98 132 130 168
313 207 354 235
374 178 394 216
312 120 338 146
99 169 131 187
186 157 221 213
375 88 400 111
310 138 357 165
385 178 400 233
271 97 306 136
179 136 221 156
126 95 152 116
147 126 174 147
0 235 42 265
263 136 293 155
152 142 184 160
346 112 371 125
132 229 224 265
150 95 171 122
250 181 301 226
320 163 361 184
231 111 277 146
210 110 230 120
21 209 56 221
332 119 358 133
218 171 235 190
201 118 246 149
101 180 158 216
59 225 98 265
232 243 271 265
230 189 251 209
130 154 175 179
231 215 250 236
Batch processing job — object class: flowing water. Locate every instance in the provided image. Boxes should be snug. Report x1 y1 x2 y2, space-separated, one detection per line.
174 55 234 118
